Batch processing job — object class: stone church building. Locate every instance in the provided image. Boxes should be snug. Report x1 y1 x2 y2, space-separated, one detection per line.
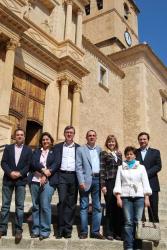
0 0 167 183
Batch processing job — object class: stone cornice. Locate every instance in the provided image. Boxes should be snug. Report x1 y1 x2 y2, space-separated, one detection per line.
83 36 125 79
59 56 89 78
109 44 167 82
0 2 29 34
21 34 89 78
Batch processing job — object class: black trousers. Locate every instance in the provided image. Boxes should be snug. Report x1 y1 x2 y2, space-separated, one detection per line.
104 179 123 238
57 172 78 234
148 191 159 222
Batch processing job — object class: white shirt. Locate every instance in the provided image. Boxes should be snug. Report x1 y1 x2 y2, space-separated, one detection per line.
15 144 23 166
61 142 75 171
141 147 148 161
113 161 152 197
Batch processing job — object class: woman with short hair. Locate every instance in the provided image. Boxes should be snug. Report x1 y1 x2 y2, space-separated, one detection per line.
114 146 152 250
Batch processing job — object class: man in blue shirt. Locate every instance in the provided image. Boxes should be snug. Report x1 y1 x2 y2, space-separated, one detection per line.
76 130 104 239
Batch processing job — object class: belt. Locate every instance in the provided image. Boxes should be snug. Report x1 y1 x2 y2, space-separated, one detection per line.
92 173 100 177
60 170 75 174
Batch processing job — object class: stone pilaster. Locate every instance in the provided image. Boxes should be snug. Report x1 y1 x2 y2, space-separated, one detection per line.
72 84 81 142
64 0 72 40
76 9 83 48
43 80 60 141
57 78 70 140
0 38 19 116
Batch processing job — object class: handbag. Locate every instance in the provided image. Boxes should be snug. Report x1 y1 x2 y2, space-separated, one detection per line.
136 207 161 241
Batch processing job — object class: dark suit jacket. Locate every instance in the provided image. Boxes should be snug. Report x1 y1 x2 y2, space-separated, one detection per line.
50 142 80 185
1 144 32 186
136 147 162 192
30 147 59 185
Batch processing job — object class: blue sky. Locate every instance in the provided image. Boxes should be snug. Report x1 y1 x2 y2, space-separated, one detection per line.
135 0 167 66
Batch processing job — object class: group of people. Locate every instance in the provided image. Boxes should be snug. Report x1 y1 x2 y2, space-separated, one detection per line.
0 126 162 250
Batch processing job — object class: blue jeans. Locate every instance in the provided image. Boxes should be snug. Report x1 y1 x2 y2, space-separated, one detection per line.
80 176 102 235
0 185 25 233
30 182 55 237
122 197 144 250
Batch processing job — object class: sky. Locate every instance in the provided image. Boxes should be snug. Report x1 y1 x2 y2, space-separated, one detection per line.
135 0 167 66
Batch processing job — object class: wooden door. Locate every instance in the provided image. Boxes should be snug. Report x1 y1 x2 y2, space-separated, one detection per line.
9 67 46 147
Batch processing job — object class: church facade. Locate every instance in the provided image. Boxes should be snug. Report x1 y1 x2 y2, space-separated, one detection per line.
0 0 167 183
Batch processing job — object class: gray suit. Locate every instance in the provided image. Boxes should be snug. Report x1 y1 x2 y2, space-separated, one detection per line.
76 144 102 236
76 145 101 191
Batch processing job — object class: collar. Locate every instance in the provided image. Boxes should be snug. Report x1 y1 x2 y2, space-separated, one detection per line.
86 144 96 150
122 160 140 170
64 142 75 148
15 144 24 148
140 147 149 151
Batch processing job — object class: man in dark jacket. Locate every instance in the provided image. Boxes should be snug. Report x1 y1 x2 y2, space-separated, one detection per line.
0 129 32 242
136 132 162 222
53 126 79 239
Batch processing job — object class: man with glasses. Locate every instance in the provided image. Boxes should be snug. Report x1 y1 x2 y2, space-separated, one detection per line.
53 126 79 238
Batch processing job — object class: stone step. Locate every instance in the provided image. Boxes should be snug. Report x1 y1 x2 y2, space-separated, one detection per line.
0 238 167 250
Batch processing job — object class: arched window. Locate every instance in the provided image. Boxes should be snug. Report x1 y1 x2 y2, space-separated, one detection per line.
124 3 130 20
97 0 103 10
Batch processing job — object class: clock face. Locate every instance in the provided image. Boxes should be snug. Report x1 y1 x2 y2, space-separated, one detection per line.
124 31 132 46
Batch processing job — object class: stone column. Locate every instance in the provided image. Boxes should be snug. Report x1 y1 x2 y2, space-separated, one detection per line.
76 9 83 48
43 80 60 141
0 38 19 116
65 0 72 40
57 79 70 140
72 84 81 142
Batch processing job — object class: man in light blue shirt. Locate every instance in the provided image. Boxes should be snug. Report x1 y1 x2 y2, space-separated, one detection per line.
76 130 104 239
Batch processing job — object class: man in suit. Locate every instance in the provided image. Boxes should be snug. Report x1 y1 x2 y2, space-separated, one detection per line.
53 126 79 239
136 132 162 222
76 130 104 239
0 128 32 242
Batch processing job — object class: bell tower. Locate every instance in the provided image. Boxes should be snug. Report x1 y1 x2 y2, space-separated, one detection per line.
83 0 140 54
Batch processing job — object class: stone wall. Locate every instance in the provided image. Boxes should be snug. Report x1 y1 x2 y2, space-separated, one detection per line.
80 47 124 150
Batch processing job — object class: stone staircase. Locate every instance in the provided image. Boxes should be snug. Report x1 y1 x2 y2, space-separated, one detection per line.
0 171 166 249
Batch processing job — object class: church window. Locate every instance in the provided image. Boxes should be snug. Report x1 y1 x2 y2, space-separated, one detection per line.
97 0 103 10
85 4 90 15
98 63 108 88
124 3 130 20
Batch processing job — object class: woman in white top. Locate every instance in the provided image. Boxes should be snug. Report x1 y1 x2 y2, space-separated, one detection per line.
113 146 152 250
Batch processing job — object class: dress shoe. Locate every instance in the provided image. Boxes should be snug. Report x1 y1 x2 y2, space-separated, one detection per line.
56 233 63 239
64 232 72 238
115 235 122 241
39 235 49 240
106 235 114 240
90 233 105 240
0 231 7 239
31 233 39 238
15 232 22 244
79 233 88 239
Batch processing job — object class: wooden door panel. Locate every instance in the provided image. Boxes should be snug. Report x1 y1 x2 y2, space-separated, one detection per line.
29 77 46 101
13 67 27 92
10 89 25 115
28 98 44 123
